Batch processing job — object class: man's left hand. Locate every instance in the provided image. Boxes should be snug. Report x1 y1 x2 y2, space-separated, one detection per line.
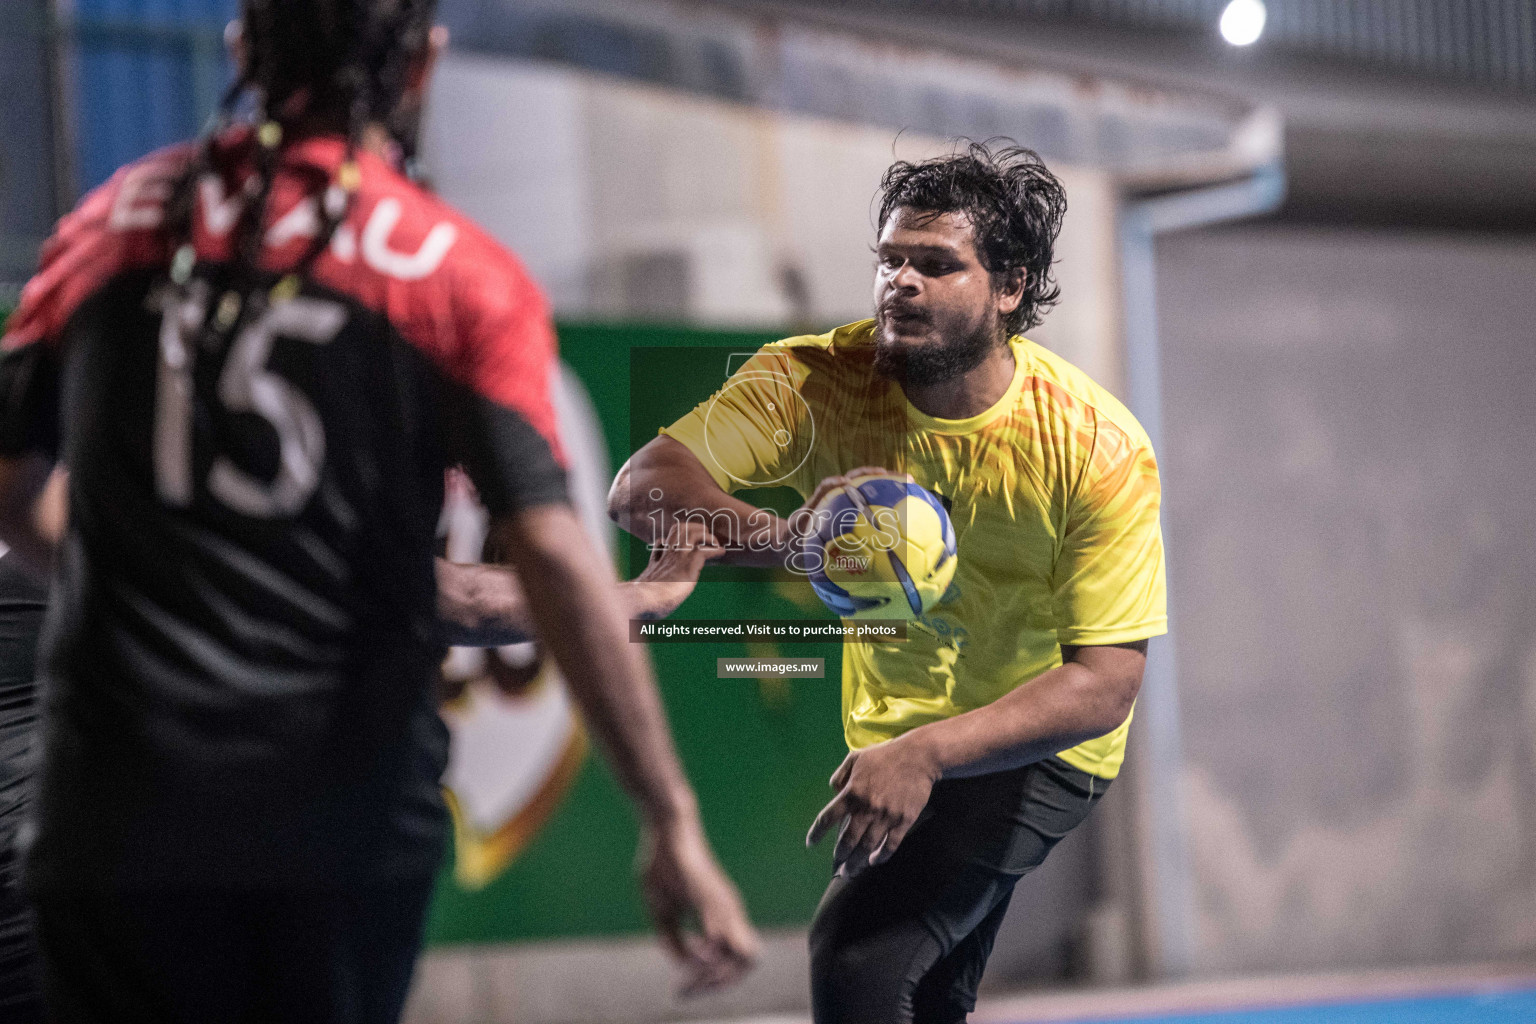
806 733 941 878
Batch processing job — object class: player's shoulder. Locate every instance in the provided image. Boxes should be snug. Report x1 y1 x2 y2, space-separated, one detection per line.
2 141 194 351
1019 338 1154 455
756 319 871 354
341 159 559 420
290 143 554 393
350 156 543 307
781 319 875 350
60 139 197 248
86 139 199 217
746 319 876 373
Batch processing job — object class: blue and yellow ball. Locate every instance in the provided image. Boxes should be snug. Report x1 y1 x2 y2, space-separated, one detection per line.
806 473 957 620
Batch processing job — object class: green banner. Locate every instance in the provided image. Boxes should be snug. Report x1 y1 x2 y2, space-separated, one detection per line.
424 322 846 945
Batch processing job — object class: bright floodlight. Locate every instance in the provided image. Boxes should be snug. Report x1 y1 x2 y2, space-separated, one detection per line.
1219 0 1266 46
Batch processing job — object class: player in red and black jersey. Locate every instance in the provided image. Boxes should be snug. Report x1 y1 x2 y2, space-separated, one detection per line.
0 1 755 1019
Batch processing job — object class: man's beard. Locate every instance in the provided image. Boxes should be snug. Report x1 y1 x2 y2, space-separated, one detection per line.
873 310 1002 386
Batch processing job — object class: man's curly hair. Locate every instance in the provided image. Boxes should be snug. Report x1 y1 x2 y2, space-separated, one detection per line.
877 141 1067 334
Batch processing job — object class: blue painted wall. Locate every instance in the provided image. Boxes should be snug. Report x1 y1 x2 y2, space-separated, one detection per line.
72 0 237 192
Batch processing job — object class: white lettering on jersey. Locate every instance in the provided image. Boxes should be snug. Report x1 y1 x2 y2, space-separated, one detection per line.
151 281 209 506
109 164 173 231
265 196 320 248
153 286 348 517
208 297 347 517
331 223 358 263
261 196 449 279
133 166 458 282
198 175 245 237
360 199 457 281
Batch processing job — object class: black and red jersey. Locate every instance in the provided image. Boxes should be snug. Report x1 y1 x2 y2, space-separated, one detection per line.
0 130 569 886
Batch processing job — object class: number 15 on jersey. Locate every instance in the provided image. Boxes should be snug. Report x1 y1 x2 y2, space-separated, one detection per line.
152 283 347 519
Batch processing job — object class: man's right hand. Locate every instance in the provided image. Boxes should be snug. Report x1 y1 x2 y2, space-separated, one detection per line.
638 815 760 996
791 466 912 540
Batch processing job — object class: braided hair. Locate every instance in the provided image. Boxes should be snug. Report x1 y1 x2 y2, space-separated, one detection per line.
162 0 438 304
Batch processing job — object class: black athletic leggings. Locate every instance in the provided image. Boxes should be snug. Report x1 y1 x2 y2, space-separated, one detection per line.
809 756 1107 1024
0 577 47 1023
31 875 437 1024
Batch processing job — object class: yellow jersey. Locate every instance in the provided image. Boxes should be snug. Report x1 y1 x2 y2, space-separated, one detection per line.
662 320 1166 778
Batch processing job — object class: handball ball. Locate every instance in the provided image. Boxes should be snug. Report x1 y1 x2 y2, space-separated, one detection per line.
807 473 957 620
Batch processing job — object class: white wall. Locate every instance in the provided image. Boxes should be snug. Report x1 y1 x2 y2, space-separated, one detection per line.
1157 226 1536 974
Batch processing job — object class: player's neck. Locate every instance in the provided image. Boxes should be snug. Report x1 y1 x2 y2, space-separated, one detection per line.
358 123 398 162
901 340 1016 421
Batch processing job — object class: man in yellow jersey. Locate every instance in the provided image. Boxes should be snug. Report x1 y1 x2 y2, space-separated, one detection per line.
609 142 1165 1023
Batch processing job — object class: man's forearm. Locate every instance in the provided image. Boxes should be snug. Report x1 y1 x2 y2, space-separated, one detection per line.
610 437 793 568
904 653 1141 779
495 507 697 824
436 562 708 648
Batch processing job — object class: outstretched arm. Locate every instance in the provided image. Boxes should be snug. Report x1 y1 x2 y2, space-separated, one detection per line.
609 436 794 567
488 502 758 993
435 519 722 648
609 435 899 572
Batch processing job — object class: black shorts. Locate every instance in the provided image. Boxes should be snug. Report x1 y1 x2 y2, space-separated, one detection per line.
30 875 436 1024
809 756 1107 1024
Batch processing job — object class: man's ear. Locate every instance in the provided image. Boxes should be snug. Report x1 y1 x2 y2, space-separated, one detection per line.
224 19 246 75
996 269 1027 316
